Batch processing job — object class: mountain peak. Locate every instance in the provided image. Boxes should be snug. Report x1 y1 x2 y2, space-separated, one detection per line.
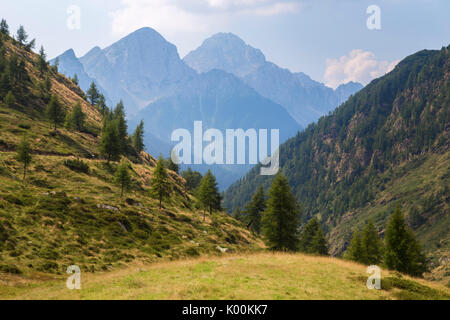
184 32 266 77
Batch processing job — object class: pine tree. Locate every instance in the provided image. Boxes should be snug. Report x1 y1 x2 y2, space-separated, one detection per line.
151 156 171 209
384 205 427 277
132 120 145 153
66 102 85 131
45 95 65 131
0 19 9 35
115 159 131 199
311 226 328 255
261 173 300 251
244 185 266 234
16 136 32 181
113 100 128 154
37 46 47 75
87 81 99 105
16 25 28 45
197 170 221 221
299 218 328 255
100 120 120 163
345 229 365 263
361 220 383 265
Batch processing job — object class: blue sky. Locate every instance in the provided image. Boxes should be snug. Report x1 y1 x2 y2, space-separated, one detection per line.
0 0 448 86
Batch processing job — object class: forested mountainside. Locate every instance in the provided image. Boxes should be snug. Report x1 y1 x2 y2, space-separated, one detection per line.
223 46 449 265
0 31 262 275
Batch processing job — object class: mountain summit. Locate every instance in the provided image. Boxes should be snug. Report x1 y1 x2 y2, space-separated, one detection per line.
184 33 363 126
184 32 267 77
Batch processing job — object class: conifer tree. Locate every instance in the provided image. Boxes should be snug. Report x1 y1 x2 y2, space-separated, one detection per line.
115 159 131 199
361 220 383 265
299 218 328 255
37 46 47 75
0 19 9 35
384 205 427 277
132 120 145 153
244 185 266 234
113 100 128 154
45 95 65 131
16 136 32 181
66 102 85 131
311 226 328 255
87 81 100 105
197 170 221 221
100 120 120 163
151 156 171 209
261 173 300 251
345 229 365 263
16 25 28 45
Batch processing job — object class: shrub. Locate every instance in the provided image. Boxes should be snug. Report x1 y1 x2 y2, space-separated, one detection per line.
64 159 90 174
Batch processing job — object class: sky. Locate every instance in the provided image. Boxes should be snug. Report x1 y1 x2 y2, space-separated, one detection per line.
0 0 449 87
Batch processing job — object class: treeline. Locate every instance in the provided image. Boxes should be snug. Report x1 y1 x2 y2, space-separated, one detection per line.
237 174 428 277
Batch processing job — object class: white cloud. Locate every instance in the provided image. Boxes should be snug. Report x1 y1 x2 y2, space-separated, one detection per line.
324 49 400 89
110 0 301 37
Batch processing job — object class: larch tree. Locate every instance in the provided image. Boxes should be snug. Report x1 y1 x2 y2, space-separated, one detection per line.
114 159 132 199
16 136 32 181
151 156 171 209
45 95 65 131
261 173 300 251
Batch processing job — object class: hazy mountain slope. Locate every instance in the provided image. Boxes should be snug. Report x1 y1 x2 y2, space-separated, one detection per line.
184 32 363 126
223 46 450 268
0 34 262 275
138 69 301 189
80 27 196 115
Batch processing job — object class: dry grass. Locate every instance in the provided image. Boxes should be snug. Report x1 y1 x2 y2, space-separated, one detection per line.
1 253 448 300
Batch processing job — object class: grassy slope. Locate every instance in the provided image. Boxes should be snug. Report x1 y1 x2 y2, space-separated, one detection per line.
0 35 263 276
0 253 449 300
329 151 450 282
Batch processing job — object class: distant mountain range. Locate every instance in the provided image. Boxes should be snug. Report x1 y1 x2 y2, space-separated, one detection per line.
53 28 362 189
184 33 363 127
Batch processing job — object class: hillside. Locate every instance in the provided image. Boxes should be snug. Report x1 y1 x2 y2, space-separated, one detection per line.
223 46 450 277
0 32 263 276
1 253 449 300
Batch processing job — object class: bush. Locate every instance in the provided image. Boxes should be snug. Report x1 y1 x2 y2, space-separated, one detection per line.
64 159 90 174
0 264 22 274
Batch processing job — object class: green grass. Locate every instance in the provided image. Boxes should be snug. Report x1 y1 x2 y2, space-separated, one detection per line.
0 152 263 275
1 253 448 300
